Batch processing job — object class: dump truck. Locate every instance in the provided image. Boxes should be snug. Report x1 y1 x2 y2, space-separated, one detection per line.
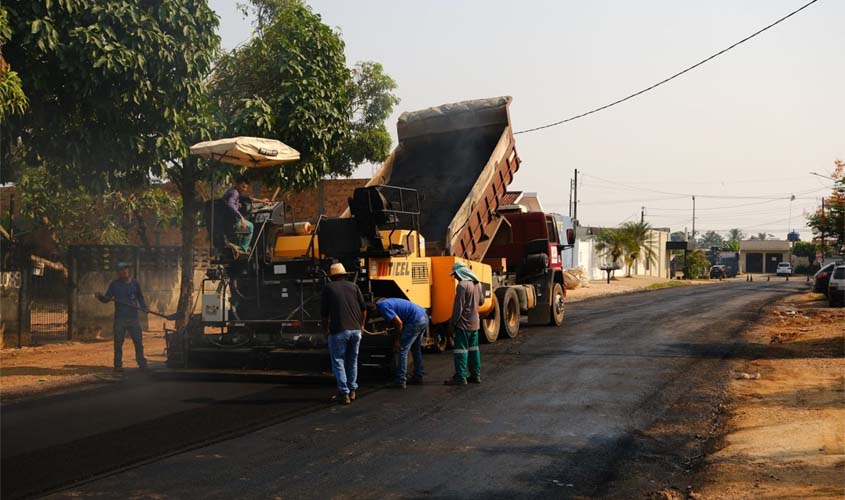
166 96 573 370
353 96 576 342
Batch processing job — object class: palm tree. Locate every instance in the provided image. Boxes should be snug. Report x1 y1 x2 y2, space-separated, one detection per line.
594 228 626 277
728 228 745 242
620 221 657 277
756 232 768 241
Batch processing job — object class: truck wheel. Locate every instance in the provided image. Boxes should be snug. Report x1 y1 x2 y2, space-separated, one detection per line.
549 283 565 327
480 294 500 343
496 287 520 339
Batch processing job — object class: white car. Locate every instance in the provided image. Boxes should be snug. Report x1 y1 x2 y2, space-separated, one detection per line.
828 265 845 307
775 262 793 276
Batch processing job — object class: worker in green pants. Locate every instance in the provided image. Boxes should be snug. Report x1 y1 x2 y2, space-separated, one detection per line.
445 262 484 385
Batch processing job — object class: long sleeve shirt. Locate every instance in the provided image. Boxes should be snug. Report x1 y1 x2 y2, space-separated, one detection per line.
222 188 242 219
103 278 147 321
451 280 483 331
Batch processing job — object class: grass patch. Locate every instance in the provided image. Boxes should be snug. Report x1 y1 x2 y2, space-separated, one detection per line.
646 280 692 290
807 293 827 302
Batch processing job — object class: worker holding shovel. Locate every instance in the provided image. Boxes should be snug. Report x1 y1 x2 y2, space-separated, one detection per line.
96 262 148 372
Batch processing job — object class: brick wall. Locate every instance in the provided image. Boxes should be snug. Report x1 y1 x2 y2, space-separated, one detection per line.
264 179 369 222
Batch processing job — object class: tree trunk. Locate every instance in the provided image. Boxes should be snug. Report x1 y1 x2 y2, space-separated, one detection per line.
176 157 197 330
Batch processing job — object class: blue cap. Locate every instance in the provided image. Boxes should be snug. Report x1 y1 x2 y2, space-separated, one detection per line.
116 262 130 270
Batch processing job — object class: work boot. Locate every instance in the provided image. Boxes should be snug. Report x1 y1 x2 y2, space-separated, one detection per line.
349 390 357 402
389 381 407 389
335 393 351 405
468 376 481 384
406 377 424 386
444 377 467 386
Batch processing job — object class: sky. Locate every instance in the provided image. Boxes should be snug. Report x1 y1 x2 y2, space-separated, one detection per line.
208 0 843 240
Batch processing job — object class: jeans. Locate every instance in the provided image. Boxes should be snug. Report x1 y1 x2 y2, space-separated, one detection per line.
396 320 427 383
328 329 361 394
452 329 480 381
114 318 146 368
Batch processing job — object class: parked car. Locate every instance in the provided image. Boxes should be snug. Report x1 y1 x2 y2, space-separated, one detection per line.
709 265 727 279
814 261 845 294
775 262 793 276
828 265 845 307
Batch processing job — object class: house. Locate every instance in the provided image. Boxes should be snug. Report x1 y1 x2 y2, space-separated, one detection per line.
739 239 790 274
574 226 672 280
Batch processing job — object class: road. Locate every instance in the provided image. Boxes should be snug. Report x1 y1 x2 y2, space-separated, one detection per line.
1 280 804 499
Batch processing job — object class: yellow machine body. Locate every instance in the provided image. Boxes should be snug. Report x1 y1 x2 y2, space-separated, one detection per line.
271 228 493 325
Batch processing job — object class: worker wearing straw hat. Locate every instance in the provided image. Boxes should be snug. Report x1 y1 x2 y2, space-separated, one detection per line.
444 261 484 385
320 263 367 405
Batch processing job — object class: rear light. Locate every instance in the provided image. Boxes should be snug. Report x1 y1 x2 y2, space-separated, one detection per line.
818 272 830 279
290 320 302 328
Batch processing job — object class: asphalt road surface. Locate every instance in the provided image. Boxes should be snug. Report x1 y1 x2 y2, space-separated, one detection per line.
1 280 804 499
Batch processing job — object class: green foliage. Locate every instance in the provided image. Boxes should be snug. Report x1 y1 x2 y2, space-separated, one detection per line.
670 231 687 242
698 230 724 249
685 249 710 279
619 221 656 277
806 160 845 249
721 228 744 251
213 0 399 188
594 228 627 266
0 6 28 119
792 240 818 260
1 0 220 187
19 165 180 247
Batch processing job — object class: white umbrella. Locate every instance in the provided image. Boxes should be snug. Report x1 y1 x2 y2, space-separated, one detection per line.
189 136 300 167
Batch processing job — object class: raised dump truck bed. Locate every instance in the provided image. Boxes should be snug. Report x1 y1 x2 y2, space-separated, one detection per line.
365 96 520 260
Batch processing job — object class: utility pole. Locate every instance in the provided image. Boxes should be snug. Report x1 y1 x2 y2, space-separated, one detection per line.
573 169 578 223
691 195 696 249
568 178 574 218
641 206 645 224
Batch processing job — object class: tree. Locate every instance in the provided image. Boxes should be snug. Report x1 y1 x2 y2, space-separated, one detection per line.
0 6 27 119
4 0 221 327
685 249 710 279
18 165 180 248
698 230 724 249
670 231 687 242
792 240 817 261
619 222 656 277
721 228 744 251
1 0 220 188
594 228 627 276
806 159 845 251
212 0 399 188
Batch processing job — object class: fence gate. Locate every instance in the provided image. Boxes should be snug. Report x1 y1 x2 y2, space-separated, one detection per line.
27 264 70 341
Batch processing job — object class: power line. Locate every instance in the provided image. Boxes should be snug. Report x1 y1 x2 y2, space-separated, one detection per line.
582 173 827 200
514 0 821 135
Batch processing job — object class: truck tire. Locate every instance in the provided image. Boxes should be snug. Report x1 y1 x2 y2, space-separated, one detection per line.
549 282 565 327
496 287 520 339
480 294 500 343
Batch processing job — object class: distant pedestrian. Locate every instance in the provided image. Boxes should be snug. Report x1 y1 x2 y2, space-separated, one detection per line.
369 298 428 388
95 262 147 372
321 263 367 405
444 262 484 385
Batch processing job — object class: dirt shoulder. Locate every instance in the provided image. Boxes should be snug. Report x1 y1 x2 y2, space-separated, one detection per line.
693 293 845 500
0 333 167 403
566 275 718 303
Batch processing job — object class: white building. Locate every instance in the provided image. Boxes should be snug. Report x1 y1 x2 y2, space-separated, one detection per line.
574 226 672 280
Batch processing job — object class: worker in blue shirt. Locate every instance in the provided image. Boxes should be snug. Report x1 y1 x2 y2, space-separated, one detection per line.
95 262 148 372
370 298 428 388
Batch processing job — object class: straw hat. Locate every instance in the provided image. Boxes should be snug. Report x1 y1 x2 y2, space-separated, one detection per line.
329 263 348 276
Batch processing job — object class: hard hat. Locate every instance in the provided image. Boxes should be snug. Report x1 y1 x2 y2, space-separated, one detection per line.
329 263 348 276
